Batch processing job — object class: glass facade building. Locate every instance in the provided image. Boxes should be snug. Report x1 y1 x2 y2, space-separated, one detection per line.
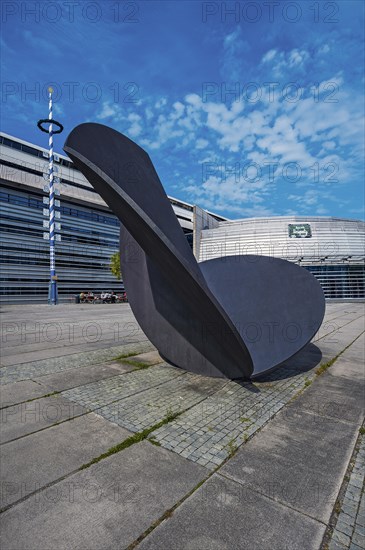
0 133 224 304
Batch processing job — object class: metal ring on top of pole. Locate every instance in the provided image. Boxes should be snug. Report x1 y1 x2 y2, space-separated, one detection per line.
37 87 63 305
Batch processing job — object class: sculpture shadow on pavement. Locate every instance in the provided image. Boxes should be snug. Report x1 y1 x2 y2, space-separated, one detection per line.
64 123 325 380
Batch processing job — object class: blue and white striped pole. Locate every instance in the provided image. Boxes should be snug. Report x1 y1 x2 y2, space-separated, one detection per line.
48 87 58 305
37 87 63 304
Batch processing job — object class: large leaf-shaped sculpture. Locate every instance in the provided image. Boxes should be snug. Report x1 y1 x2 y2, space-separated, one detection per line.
64 123 325 379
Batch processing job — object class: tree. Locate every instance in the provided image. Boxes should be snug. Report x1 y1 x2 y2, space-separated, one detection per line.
110 251 121 280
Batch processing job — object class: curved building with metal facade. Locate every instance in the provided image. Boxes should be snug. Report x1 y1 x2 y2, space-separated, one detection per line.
195 213 365 300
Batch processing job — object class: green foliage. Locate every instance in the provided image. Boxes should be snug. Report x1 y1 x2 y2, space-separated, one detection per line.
110 251 121 280
225 438 238 457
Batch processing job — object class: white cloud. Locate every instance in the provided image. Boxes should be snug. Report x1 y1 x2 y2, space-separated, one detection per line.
318 44 330 54
96 67 363 217
185 93 202 108
196 138 209 149
262 49 277 63
155 97 167 109
288 49 309 67
220 27 249 81
127 113 142 138
322 141 336 150
262 47 310 78
97 101 123 121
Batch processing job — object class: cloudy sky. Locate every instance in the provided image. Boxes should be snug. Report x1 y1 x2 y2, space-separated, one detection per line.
1 0 364 219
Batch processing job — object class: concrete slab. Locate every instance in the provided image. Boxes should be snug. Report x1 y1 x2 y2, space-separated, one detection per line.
333 331 364 364
328 357 365 381
0 303 148 367
138 473 325 550
288 373 365 425
0 441 208 549
0 380 48 408
0 395 87 443
34 361 134 392
0 412 131 509
0 341 154 385
220 407 359 523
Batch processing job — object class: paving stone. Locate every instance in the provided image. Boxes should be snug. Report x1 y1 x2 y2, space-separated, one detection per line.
150 356 338 468
349 478 363 489
1 302 363 549
0 441 207 549
287 373 365 425
0 341 154 385
352 533 365 548
0 380 48 408
339 512 356 527
150 378 287 468
329 540 347 550
343 504 359 516
62 363 185 410
0 304 147 367
336 520 353 536
356 514 365 527
0 413 131 508
220 407 359 524
0 395 87 443
327 432 365 550
138 474 325 550
329 355 365 382
33 361 135 392
332 530 351 546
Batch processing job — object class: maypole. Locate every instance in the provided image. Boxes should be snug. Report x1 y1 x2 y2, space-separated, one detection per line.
37 87 63 305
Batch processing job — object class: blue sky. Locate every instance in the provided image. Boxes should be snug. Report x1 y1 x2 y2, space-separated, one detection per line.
1 0 364 219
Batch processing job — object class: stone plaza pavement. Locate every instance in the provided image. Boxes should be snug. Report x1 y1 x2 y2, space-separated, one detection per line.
0 302 364 549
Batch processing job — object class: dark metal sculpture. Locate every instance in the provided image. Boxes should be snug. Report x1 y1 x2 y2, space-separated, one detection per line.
64 123 325 379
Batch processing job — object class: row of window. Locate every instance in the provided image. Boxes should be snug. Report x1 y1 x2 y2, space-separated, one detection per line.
0 189 120 226
1 215 119 242
0 160 98 194
305 266 364 298
1 136 76 170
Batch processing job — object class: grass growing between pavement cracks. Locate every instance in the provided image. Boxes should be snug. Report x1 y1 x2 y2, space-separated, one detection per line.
128 424 252 550
113 352 141 361
78 409 180 470
0 391 60 409
315 356 338 376
112 352 157 371
288 330 365 407
224 438 239 458
121 360 154 370
315 329 364 378
127 474 211 550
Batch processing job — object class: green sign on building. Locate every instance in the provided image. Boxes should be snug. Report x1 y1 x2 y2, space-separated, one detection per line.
288 223 312 238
